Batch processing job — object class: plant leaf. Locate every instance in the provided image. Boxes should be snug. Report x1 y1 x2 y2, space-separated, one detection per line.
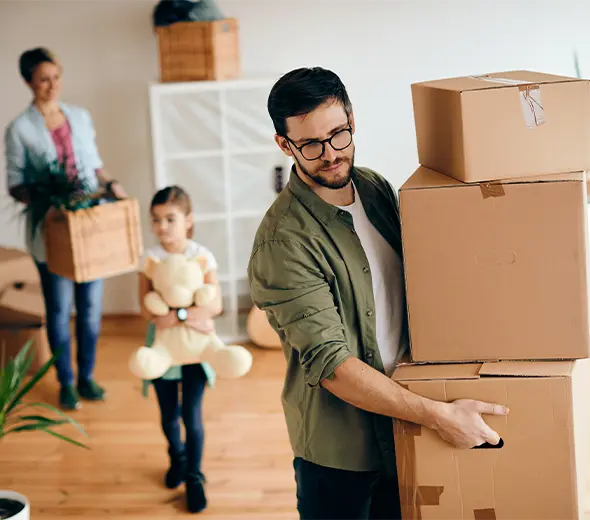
2 423 89 449
39 427 90 449
4 418 71 434
16 402 87 436
0 358 19 414
12 339 34 383
4 346 61 415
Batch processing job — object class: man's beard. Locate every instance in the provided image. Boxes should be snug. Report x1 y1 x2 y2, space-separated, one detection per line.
295 151 355 190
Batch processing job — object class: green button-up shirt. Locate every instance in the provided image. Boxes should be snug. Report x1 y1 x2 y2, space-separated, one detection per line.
247 165 408 475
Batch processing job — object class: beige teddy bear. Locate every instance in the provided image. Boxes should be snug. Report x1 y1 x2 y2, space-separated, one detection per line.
129 253 253 381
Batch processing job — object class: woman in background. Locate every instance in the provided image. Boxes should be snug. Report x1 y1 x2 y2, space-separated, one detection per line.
4 47 127 410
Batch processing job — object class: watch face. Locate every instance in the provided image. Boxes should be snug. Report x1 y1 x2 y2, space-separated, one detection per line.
177 308 188 321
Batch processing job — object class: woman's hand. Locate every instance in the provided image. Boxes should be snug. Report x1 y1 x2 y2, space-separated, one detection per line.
108 181 127 199
152 310 178 329
186 307 215 334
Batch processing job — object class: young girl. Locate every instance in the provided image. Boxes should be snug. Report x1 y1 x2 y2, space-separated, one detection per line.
139 186 222 514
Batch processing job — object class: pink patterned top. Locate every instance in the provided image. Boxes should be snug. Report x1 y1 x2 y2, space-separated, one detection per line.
50 121 77 179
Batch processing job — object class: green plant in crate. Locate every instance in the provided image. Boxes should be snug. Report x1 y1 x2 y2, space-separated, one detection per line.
21 159 99 238
0 340 88 446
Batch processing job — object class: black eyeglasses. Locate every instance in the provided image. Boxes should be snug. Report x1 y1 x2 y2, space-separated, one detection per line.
285 127 353 161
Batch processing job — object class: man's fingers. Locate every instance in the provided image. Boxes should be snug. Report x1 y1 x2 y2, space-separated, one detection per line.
480 423 501 446
475 401 509 416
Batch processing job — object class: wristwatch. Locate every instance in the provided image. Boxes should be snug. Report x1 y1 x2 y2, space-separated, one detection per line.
176 308 188 322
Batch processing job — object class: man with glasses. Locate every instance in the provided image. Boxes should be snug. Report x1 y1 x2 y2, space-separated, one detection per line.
247 67 507 520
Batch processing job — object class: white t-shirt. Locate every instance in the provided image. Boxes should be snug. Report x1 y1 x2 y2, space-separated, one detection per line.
144 240 218 273
337 183 407 376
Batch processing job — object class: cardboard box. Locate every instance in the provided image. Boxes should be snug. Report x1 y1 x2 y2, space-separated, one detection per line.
392 360 590 520
0 326 51 374
412 70 590 182
0 283 45 327
0 247 39 294
0 283 49 374
399 167 589 362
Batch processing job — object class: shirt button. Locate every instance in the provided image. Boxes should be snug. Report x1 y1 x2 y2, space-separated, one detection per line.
367 352 374 359
363 267 369 273
367 310 373 317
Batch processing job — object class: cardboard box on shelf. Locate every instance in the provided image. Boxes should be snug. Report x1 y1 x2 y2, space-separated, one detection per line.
392 360 590 520
399 167 589 363
412 70 590 182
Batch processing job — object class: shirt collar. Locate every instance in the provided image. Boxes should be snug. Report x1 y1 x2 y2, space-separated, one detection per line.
287 164 376 224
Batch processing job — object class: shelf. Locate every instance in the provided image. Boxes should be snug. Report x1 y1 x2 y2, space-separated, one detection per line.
149 79 281 349
193 210 267 223
149 77 281 95
165 145 280 161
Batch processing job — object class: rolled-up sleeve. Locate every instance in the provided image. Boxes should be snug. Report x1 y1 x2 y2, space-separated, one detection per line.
4 124 25 189
249 239 351 387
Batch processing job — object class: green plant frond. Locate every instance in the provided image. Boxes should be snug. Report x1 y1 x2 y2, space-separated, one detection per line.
39 427 90 449
14 402 87 436
4 417 71 434
4 348 60 415
0 341 88 450
0 358 20 413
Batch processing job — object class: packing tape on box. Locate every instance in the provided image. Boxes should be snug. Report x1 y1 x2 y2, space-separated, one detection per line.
469 75 546 129
479 182 506 199
395 419 444 519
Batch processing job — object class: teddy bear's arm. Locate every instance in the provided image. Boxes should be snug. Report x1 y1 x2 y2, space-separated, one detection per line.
144 291 170 316
195 284 216 307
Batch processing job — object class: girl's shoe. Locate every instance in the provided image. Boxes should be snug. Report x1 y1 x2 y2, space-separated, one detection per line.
186 473 207 513
165 452 187 489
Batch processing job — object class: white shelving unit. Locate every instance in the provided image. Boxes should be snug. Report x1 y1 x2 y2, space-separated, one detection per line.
148 78 291 343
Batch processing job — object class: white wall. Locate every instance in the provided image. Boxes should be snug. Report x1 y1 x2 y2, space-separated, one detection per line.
1 0 589 313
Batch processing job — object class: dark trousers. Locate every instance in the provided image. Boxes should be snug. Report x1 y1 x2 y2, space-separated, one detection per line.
294 457 402 520
152 363 208 479
36 261 104 387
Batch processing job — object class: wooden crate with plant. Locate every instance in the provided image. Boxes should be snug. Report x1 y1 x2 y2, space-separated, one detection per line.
24 160 143 283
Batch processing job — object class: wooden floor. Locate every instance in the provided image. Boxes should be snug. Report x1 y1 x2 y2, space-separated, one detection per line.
0 317 297 519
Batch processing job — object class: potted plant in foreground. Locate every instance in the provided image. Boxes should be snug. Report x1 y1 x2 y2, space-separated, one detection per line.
0 341 88 519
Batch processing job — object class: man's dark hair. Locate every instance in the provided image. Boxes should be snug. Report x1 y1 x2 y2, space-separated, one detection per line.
267 67 352 137
19 47 57 82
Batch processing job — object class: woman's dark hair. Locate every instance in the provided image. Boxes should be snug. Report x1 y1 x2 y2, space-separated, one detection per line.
19 47 58 83
267 67 353 137
150 185 194 238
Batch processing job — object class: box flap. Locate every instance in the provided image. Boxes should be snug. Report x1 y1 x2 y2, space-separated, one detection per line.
479 361 574 378
400 166 584 191
413 70 582 93
393 363 482 382
0 247 29 264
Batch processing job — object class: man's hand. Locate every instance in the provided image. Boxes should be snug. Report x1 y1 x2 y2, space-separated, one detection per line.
433 399 508 449
152 310 178 330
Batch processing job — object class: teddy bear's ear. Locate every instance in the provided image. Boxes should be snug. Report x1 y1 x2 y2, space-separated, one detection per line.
143 256 161 279
193 256 209 273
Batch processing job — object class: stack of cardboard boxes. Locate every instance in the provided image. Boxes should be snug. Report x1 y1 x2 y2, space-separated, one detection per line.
0 247 49 372
393 71 590 519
